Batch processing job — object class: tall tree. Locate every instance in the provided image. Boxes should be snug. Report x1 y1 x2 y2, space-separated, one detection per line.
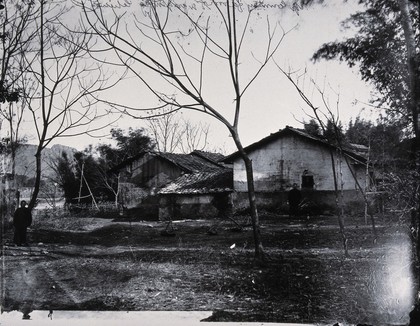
345 117 406 164
312 0 417 123
303 118 321 137
22 0 119 210
0 0 40 222
345 117 374 147
96 127 155 207
323 119 344 146
311 0 420 321
79 0 290 260
97 127 155 166
74 149 104 205
50 151 78 206
52 147 122 207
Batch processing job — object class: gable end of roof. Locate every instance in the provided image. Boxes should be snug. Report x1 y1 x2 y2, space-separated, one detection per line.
223 126 367 164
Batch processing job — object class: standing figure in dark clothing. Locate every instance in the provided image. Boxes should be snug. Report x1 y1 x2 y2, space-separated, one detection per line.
288 183 302 217
13 200 32 246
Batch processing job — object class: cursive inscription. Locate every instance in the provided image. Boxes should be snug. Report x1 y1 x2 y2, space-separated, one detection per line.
93 0 307 15
92 0 133 8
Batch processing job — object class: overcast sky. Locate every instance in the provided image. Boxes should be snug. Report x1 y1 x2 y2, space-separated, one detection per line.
21 0 377 154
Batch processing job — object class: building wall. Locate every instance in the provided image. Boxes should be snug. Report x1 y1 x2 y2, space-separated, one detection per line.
130 154 183 189
232 189 366 215
119 183 148 208
116 154 187 211
233 134 367 193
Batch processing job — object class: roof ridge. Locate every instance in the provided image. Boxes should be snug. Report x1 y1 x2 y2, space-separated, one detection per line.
223 126 367 163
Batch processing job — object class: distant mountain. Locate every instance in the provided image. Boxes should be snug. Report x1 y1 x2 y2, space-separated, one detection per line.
4 144 77 181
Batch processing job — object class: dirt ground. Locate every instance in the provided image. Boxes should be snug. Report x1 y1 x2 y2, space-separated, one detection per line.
0 211 416 325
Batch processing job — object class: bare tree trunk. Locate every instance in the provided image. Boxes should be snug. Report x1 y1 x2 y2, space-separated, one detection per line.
79 0 288 263
242 153 264 261
29 0 45 212
230 130 264 262
279 66 381 254
29 149 42 211
10 141 16 213
115 173 120 210
398 0 420 322
342 153 377 236
24 0 114 213
333 150 349 257
364 139 371 225
7 105 17 215
278 68 352 256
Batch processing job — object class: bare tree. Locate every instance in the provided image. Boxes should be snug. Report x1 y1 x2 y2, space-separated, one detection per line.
305 0 420 320
78 0 291 261
279 66 378 256
146 111 183 153
0 0 41 221
179 118 210 154
146 110 210 153
0 101 26 216
99 167 120 209
21 0 121 210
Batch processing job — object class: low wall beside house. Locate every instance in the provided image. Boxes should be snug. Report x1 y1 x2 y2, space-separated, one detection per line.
158 193 233 220
232 189 368 215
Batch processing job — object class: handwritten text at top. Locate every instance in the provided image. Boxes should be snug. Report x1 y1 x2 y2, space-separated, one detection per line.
90 0 305 15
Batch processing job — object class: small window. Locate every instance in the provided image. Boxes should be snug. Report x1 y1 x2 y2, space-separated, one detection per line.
302 175 314 189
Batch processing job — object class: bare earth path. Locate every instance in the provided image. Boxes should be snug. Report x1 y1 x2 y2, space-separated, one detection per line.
1 214 415 325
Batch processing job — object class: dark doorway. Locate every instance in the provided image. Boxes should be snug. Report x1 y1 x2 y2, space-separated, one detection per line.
302 174 314 189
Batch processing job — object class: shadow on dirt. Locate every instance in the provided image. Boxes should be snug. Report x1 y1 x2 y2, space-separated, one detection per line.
2 214 415 324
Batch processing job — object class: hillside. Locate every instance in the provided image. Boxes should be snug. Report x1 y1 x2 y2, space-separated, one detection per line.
4 144 76 182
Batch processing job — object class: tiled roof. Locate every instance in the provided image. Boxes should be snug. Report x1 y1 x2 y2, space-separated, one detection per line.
156 152 222 172
191 150 225 163
223 126 367 164
109 151 223 173
159 169 233 194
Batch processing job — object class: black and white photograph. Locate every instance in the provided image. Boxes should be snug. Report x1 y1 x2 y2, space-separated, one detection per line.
0 0 419 325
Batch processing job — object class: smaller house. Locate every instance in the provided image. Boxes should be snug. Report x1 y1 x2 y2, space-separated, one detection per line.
158 169 233 220
113 151 224 188
110 150 231 219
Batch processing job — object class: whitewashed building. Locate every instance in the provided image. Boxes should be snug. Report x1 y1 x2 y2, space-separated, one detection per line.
223 126 372 213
